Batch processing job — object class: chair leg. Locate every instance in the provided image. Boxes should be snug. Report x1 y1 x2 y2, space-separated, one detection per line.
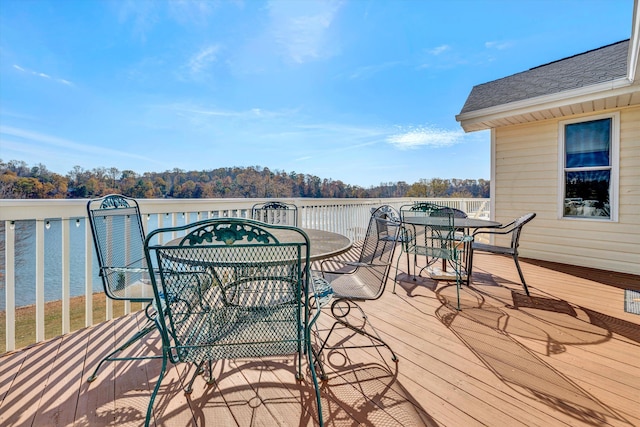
392 249 405 294
184 360 206 394
310 345 329 381
463 240 472 286
392 257 399 293
513 255 530 296
87 321 159 382
467 247 474 287
392 249 410 294
145 351 168 427
319 299 398 362
306 338 324 426
445 255 464 311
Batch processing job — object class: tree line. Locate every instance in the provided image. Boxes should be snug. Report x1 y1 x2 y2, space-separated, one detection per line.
0 159 490 199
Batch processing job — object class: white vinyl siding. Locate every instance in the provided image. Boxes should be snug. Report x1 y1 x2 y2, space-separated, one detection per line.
492 106 640 275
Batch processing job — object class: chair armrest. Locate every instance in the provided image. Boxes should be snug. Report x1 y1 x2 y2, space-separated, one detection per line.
472 225 516 237
319 259 389 276
473 229 507 237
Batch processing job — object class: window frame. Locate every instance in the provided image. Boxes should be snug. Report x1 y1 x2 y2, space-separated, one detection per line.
557 112 619 222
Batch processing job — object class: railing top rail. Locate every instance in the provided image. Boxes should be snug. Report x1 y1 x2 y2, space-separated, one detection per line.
0 198 489 221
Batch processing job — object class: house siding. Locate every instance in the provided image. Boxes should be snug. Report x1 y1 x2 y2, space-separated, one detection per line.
493 105 640 275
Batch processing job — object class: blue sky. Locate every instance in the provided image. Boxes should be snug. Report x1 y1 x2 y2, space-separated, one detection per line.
0 0 634 188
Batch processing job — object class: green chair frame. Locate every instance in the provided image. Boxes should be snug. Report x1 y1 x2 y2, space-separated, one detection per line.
86 194 161 382
143 218 323 426
316 205 399 364
252 201 299 226
371 204 405 257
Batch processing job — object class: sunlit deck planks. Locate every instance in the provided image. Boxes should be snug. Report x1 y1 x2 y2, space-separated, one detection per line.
1 251 639 426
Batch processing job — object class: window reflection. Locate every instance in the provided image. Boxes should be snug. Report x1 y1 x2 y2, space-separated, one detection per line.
563 118 612 219
564 171 610 218
565 119 610 168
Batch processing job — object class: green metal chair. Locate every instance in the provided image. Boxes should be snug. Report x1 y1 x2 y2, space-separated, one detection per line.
252 201 298 226
316 205 399 363
469 212 536 296
86 194 161 382
395 203 472 310
143 218 324 427
371 204 405 257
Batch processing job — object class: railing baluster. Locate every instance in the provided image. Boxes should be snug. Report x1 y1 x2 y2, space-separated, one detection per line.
85 217 93 328
36 219 45 343
62 218 70 334
5 221 16 352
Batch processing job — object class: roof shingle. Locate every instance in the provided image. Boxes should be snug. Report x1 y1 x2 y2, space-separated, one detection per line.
460 39 629 114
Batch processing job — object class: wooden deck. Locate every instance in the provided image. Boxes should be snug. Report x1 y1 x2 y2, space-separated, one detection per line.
1 249 639 426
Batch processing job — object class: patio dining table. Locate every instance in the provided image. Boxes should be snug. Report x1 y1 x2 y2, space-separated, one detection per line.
163 227 353 264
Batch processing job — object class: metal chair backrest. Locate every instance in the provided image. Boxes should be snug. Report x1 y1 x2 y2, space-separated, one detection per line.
87 194 153 302
508 212 537 249
400 202 463 258
400 202 440 220
328 206 397 301
371 204 402 244
144 218 311 363
252 201 298 226
400 202 467 219
426 209 459 256
440 207 468 218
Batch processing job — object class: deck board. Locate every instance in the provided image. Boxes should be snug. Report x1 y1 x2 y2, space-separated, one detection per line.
32 325 91 427
1 250 639 427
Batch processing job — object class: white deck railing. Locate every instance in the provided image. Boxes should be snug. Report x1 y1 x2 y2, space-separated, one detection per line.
0 197 489 352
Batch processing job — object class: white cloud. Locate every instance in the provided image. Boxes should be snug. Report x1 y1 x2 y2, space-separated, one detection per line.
387 126 464 149
267 0 343 64
117 0 160 42
12 64 74 86
0 125 149 161
168 0 217 26
168 103 294 120
428 45 450 55
348 61 402 79
187 45 221 75
485 40 514 50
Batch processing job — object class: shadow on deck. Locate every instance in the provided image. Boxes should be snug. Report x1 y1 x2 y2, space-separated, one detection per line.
1 249 639 426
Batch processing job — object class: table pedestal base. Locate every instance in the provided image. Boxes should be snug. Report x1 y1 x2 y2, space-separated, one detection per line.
394 272 433 286
426 266 468 282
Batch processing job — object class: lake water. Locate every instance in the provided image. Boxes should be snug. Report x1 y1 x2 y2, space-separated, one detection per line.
0 213 197 310
0 219 98 310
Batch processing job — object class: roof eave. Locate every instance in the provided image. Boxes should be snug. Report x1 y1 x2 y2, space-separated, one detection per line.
455 77 637 132
628 0 640 82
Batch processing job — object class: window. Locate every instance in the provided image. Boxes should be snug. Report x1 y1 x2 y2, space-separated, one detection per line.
559 113 618 220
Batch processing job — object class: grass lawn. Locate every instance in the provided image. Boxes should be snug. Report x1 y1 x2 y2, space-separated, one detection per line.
0 294 145 354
